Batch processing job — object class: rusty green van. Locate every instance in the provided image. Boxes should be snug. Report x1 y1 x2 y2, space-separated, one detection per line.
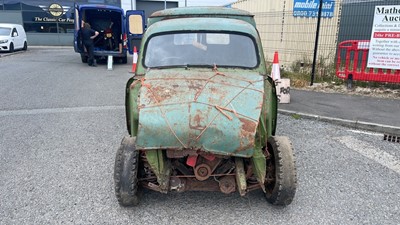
114 7 297 207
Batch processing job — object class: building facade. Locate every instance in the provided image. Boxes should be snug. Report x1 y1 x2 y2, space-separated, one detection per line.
0 0 177 45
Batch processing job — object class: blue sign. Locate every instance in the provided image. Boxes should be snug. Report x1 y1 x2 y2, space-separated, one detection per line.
293 0 335 18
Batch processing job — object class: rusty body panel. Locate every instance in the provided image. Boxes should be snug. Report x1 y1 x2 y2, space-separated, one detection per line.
135 69 264 157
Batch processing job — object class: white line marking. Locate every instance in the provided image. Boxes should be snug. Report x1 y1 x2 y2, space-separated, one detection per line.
334 136 400 175
347 129 382 136
0 105 124 116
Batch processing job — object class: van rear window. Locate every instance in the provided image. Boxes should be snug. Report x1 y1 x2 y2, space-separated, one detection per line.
144 32 258 68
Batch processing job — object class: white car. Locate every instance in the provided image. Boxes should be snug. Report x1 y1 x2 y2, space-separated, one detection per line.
0 23 28 52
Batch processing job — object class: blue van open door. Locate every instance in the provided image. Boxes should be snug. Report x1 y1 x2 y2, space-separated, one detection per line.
73 5 144 64
74 4 130 63
73 3 83 54
125 10 145 54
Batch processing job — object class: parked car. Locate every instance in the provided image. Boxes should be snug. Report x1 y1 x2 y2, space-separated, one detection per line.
0 23 28 53
73 4 145 64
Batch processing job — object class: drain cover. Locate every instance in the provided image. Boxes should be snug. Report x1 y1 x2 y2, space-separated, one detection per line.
383 134 400 143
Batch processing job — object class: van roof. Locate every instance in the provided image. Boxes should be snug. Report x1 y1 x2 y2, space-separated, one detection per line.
148 6 256 27
150 6 253 17
145 17 258 38
77 4 124 12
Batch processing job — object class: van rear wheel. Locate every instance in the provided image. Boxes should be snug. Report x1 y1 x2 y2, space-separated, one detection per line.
81 54 88 63
23 41 28 51
114 136 141 206
120 56 127 64
265 136 297 206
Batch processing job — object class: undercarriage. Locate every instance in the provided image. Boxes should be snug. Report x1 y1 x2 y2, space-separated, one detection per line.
139 149 266 194
114 136 296 207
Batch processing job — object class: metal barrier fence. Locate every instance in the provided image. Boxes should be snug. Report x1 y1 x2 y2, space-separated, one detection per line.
336 40 400 83
231 0 400 86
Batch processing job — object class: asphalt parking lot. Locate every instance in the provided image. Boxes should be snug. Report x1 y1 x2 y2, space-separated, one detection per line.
0 47 399 224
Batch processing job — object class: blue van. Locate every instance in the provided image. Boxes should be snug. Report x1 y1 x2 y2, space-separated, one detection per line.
74 4 145 64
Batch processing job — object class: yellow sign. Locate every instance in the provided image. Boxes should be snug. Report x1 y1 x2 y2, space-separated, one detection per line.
48 3 63 17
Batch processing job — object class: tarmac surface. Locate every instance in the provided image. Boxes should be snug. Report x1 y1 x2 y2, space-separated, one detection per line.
278 89 400 136
1 48 399 224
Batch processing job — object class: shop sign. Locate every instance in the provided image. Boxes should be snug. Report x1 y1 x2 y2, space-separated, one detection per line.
367 5 400 69
38 3 70 18
34 17 74 23
293 0 335 18
33 3 73 23
48 3 63 17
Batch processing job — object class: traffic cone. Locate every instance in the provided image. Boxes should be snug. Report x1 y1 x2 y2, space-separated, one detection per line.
130 46 138 73
271 51 291 104
271 51 281 81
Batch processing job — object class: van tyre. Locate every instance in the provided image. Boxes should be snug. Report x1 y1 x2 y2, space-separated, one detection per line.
9 43 14 53
264 136 297 206
121 56 127 64
81 54 88 63
114 136 140 206
23 41 28 51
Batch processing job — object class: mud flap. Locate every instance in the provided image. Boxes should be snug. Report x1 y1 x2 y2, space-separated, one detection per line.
145 149 170 192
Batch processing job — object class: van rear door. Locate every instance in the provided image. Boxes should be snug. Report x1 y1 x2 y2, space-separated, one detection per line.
125 10 145 54
73 3 83 53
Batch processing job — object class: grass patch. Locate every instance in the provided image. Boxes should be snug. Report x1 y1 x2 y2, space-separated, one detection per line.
291 114 302 120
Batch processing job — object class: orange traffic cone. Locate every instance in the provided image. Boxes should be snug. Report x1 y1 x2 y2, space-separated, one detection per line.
271 51 291 104
130 46 138 73
271 51 281 81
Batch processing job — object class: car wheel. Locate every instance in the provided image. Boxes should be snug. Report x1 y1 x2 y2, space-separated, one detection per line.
114 136 141 206
264 136 297 206
23 41 28 51
9 43 14 53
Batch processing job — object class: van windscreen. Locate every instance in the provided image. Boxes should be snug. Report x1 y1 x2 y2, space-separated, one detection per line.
0 28 11 36
144 32 258 68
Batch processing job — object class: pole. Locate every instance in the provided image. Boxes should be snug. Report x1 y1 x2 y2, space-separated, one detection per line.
164 0 166 9
310 0 323 86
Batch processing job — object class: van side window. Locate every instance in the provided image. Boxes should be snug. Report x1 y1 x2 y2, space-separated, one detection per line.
12 28 18 37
